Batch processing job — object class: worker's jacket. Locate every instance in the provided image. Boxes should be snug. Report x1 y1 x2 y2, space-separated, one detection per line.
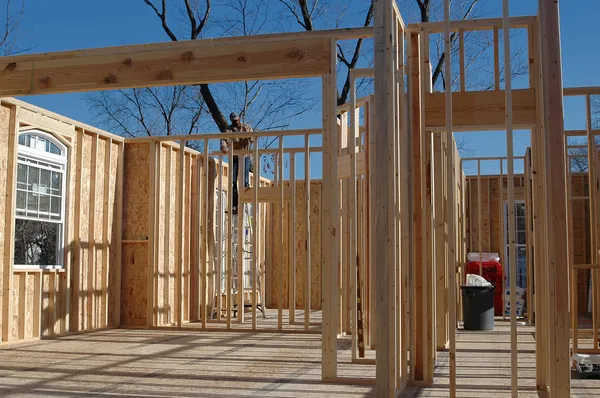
220 122 254 151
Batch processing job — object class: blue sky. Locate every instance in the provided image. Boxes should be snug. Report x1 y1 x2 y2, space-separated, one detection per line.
5 0 600 178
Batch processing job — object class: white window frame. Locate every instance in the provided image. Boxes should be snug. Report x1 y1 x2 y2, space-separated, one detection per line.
503 200 527 287
14 130 67 270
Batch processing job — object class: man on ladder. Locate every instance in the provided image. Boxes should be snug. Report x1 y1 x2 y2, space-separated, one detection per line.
220 112 253 215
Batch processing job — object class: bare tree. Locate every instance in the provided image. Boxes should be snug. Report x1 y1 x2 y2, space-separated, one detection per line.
87 0 318 153
0 0 27 55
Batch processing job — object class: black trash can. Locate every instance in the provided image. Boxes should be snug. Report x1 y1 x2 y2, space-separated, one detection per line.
461 285 495 330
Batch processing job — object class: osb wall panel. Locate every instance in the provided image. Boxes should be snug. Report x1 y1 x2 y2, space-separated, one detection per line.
121 244 148 326
267 181 322 310
121 142 150 326
123 142 198 327
0 104 10 338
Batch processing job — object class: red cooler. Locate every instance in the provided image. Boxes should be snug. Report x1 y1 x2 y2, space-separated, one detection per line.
466 261 504 316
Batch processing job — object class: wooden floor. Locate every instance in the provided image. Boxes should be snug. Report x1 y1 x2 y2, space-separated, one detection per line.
0 320 597 397
403 320 599 398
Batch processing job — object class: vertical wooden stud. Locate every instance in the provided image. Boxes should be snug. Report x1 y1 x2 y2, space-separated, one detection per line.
2 105 18 342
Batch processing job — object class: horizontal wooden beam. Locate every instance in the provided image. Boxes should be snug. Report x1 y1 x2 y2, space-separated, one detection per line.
126 128 322 143
239 186 293 203
425 89 536 131
563 87 600 96
0 35 334 96
565 129 600 137
407 16 535 33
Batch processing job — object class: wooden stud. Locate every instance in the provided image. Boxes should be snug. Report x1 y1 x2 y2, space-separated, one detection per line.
147 141 156 328
18 272 27 339
113 141 124 327
252 144 260 330
459 29 465 92
153 143 161 325
587 94 600 352
87 133 97 330
499 161 506 319
163 145 172 325
494 27 500 91
502 4 517 393
525 154 533 326
33 273 41 338
48 272 56 335
237 154 245 325
304 134 312 331
374 0 397 393
322 38 339 381
278 145 284 330
71 128 84 332
202 140 209 329
538 0 570 394
2 105 18 342
443 0 457 395
175 141 185 327
217 156 223 322
477 160 482 275
227 144 233 330
289 153 297 324
349 73 359 360
565 135 577 354
102 137 112 328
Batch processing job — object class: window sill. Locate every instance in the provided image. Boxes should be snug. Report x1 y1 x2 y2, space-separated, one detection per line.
13 265 65 273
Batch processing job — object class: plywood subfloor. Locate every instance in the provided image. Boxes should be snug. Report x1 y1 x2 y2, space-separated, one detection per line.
183 308 323 332
1 320 597 397
401 320 599 398
0 328 375 397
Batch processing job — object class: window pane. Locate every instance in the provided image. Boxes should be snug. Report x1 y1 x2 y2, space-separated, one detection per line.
51 171 62 195
39 169 51 193
13 219 60 266
18 135 26 145
50 197 61 219
516 203 526 217
27 192 38 211
516 217 526 232
16 190 26 211
39 195 50 215
36 136 47 151
49 142 61 155
517 231 526 245
17 164 27 186
28 167 39 191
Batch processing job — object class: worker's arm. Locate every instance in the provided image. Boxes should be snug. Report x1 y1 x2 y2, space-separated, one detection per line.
220 128 230 154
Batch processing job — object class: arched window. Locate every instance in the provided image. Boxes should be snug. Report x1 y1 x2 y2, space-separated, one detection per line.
14 130 67 269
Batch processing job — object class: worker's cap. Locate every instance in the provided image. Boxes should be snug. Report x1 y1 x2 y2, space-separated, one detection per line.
229 112 240 121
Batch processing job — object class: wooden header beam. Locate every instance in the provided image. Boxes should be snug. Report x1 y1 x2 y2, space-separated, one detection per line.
425 89 536 131
406 16 535 33
0 31 353 96
564 87 600 96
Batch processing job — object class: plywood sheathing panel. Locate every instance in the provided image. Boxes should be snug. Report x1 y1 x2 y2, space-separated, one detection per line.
157 144 166 325
120 142 150 326
120 244 148 326
268 181 322 310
